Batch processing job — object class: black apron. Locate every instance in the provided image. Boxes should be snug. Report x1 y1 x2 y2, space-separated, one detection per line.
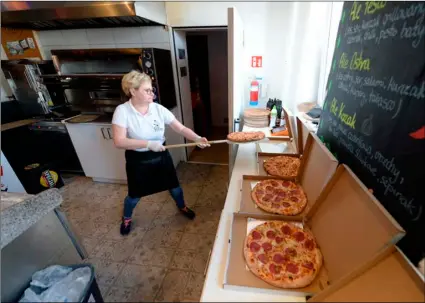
125 149 179 198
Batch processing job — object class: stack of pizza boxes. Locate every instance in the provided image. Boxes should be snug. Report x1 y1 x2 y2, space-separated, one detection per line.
224 117 424 301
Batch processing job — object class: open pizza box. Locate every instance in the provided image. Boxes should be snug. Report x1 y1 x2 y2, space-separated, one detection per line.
224 165 405 297
241 132 338 218
310 245 424 302
257 108 298 154
256 132 338 200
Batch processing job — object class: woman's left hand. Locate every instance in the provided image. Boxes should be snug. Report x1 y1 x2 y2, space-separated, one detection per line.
196 137 210 148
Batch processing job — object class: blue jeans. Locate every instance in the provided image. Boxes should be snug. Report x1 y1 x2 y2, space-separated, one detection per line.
123 186 186 219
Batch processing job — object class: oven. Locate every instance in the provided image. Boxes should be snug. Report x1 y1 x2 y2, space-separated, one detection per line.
28 119 84 174
41 48 177 117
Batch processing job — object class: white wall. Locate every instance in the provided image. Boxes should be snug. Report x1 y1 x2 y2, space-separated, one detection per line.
166 2 336 113
36 26 170 59
135 1 167 25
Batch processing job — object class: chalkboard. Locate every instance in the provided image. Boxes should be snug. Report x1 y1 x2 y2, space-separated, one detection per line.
318 1 425 265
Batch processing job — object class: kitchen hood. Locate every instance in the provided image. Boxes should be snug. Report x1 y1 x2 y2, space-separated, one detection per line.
0 1 163 30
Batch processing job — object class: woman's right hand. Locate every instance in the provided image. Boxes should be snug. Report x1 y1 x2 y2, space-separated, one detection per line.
147 141 165 152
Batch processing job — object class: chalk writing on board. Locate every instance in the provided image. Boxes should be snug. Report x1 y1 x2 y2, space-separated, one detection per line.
359 90 404 119
325 114 422 221
382 2 425 26
400 14 425 48
320 1 424 264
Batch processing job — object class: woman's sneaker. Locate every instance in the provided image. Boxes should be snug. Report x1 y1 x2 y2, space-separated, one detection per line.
120 217 132 235
179 206 196 220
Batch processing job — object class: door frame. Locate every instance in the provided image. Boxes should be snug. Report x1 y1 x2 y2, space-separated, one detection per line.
169 26 228 162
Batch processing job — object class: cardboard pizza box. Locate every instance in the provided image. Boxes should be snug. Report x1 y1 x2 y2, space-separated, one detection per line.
257 108 298 154
224 165 405 297
310 245 424 302
255 132 338 213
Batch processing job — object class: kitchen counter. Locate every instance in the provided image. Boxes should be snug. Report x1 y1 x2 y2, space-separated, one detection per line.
63 114 112 125
201 126 305 302
1 119 40 132
0 189 63 249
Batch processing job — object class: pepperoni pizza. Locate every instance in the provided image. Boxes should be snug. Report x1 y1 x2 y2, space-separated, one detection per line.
263 156 300 178
251 179 307 215
227 131 265 142
244 221 322 289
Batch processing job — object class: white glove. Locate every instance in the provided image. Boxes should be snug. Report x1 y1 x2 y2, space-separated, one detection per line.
195 136 210 149
147 141 165 152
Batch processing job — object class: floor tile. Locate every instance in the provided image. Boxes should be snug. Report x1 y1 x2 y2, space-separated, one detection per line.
104 286 139 302
183 272 204 300
151 213 189 232
115 264 166 299
185 219 218 235
88 258 125 286
60 162 226 303
155 269 190 302
179 233 215 252
81 237 100 256
170 249 210 273
92 239 137 262
128 245 175 267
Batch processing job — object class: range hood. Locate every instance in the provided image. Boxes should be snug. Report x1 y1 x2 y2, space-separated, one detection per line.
0 1 163 30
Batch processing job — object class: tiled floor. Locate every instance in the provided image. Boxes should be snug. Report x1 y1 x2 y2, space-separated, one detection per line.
59 163 228 302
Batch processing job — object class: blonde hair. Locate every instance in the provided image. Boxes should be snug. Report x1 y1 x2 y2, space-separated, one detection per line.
121 70 152 97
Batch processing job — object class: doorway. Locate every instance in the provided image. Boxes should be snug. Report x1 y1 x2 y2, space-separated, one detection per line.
173 28 229 165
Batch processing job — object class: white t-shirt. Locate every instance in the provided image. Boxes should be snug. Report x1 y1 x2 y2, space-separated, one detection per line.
112 101 176 152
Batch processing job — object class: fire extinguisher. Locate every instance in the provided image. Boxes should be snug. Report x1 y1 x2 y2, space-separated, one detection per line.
249 79 259 106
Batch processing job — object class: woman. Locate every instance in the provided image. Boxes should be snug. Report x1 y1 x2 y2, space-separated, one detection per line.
112 70 209 235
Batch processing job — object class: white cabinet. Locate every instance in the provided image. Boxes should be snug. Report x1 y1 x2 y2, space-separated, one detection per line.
65 123 127 183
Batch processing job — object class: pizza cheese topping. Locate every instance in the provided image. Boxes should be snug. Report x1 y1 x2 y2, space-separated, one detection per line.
263 156 301 178
244 221 323 289
251 179 308 215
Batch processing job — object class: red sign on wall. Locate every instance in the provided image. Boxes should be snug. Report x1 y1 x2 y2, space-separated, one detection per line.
251 56 262 68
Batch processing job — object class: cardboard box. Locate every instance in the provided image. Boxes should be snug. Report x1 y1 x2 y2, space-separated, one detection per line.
249 132 337 217
224 165 405 297
257 108 297 154
257 133 338 208
310 245 424 302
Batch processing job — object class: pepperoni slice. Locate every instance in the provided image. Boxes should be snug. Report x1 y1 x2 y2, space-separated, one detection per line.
249 241 261 252
305 239 316 250
255 190 265 195
293 231 305 242
285 247 297 257
271 203 280 208
269 264 282 274
282 202 290 208
277 191 286 198
303 261 314 270
290 189 300 195
290 196 299 202
258 254 268 264
275 236 283 244
281 225 292 235
281 181 291 187
263 194 273 202
262 242 272 252
270 180 279 187
252 231 262 240
273 196 281 203
266 230 276 239
286 263 299 274
273 253 286 264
